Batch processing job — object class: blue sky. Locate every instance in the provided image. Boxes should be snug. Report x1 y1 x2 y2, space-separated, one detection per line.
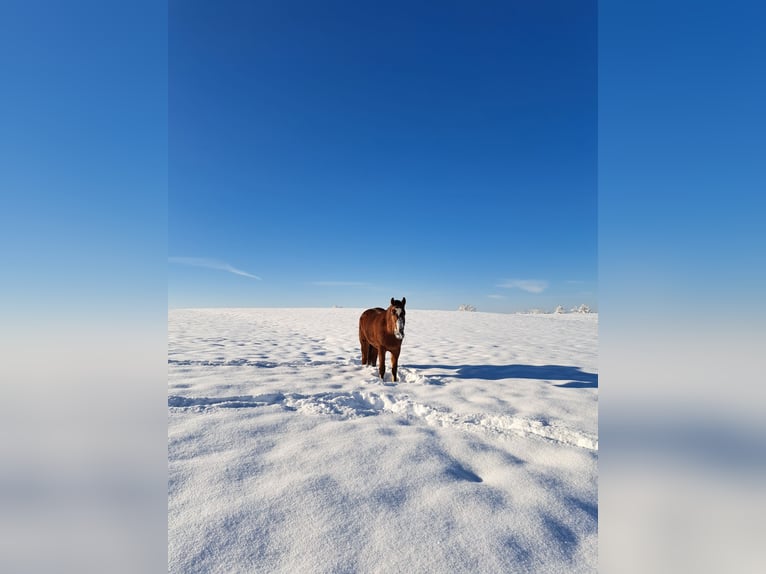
1 1 167 324
169 0 597 312
599 1 765 326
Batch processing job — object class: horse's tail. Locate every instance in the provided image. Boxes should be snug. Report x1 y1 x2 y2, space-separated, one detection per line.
359 308 382 366
359 313 370 364
359 327 378 366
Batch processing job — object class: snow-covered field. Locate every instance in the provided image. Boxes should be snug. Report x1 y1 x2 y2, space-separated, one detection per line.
168 308 598 573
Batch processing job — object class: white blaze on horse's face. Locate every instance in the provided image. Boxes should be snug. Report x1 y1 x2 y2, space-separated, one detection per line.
392 306 405 339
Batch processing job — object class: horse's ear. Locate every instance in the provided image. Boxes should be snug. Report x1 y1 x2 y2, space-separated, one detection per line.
391 297 395 306
402 297 406 306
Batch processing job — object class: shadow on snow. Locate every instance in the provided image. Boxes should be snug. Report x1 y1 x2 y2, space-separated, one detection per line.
406 364 598 388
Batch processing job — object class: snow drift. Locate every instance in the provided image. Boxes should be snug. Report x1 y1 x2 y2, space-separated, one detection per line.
168 308 598 573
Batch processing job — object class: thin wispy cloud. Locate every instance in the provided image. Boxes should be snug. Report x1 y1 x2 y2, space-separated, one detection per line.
488 294 506 300
169 257 262 280
498 279 549 294
311 281 370 287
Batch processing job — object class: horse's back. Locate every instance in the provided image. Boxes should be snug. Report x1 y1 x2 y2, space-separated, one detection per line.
360 307 385 322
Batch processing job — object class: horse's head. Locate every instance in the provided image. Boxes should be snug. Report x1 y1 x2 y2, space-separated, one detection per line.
388 297 406 340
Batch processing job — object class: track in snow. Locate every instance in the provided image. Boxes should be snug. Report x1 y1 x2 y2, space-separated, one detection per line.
168 369 597 452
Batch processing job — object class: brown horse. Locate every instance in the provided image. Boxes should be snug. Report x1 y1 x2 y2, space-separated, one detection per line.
359 297 406 382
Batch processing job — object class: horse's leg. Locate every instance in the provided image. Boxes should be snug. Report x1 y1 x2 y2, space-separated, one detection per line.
377 347 386 379
391 348 400 382
368 345 377 367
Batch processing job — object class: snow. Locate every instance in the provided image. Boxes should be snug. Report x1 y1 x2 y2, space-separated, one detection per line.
168 308 598 573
